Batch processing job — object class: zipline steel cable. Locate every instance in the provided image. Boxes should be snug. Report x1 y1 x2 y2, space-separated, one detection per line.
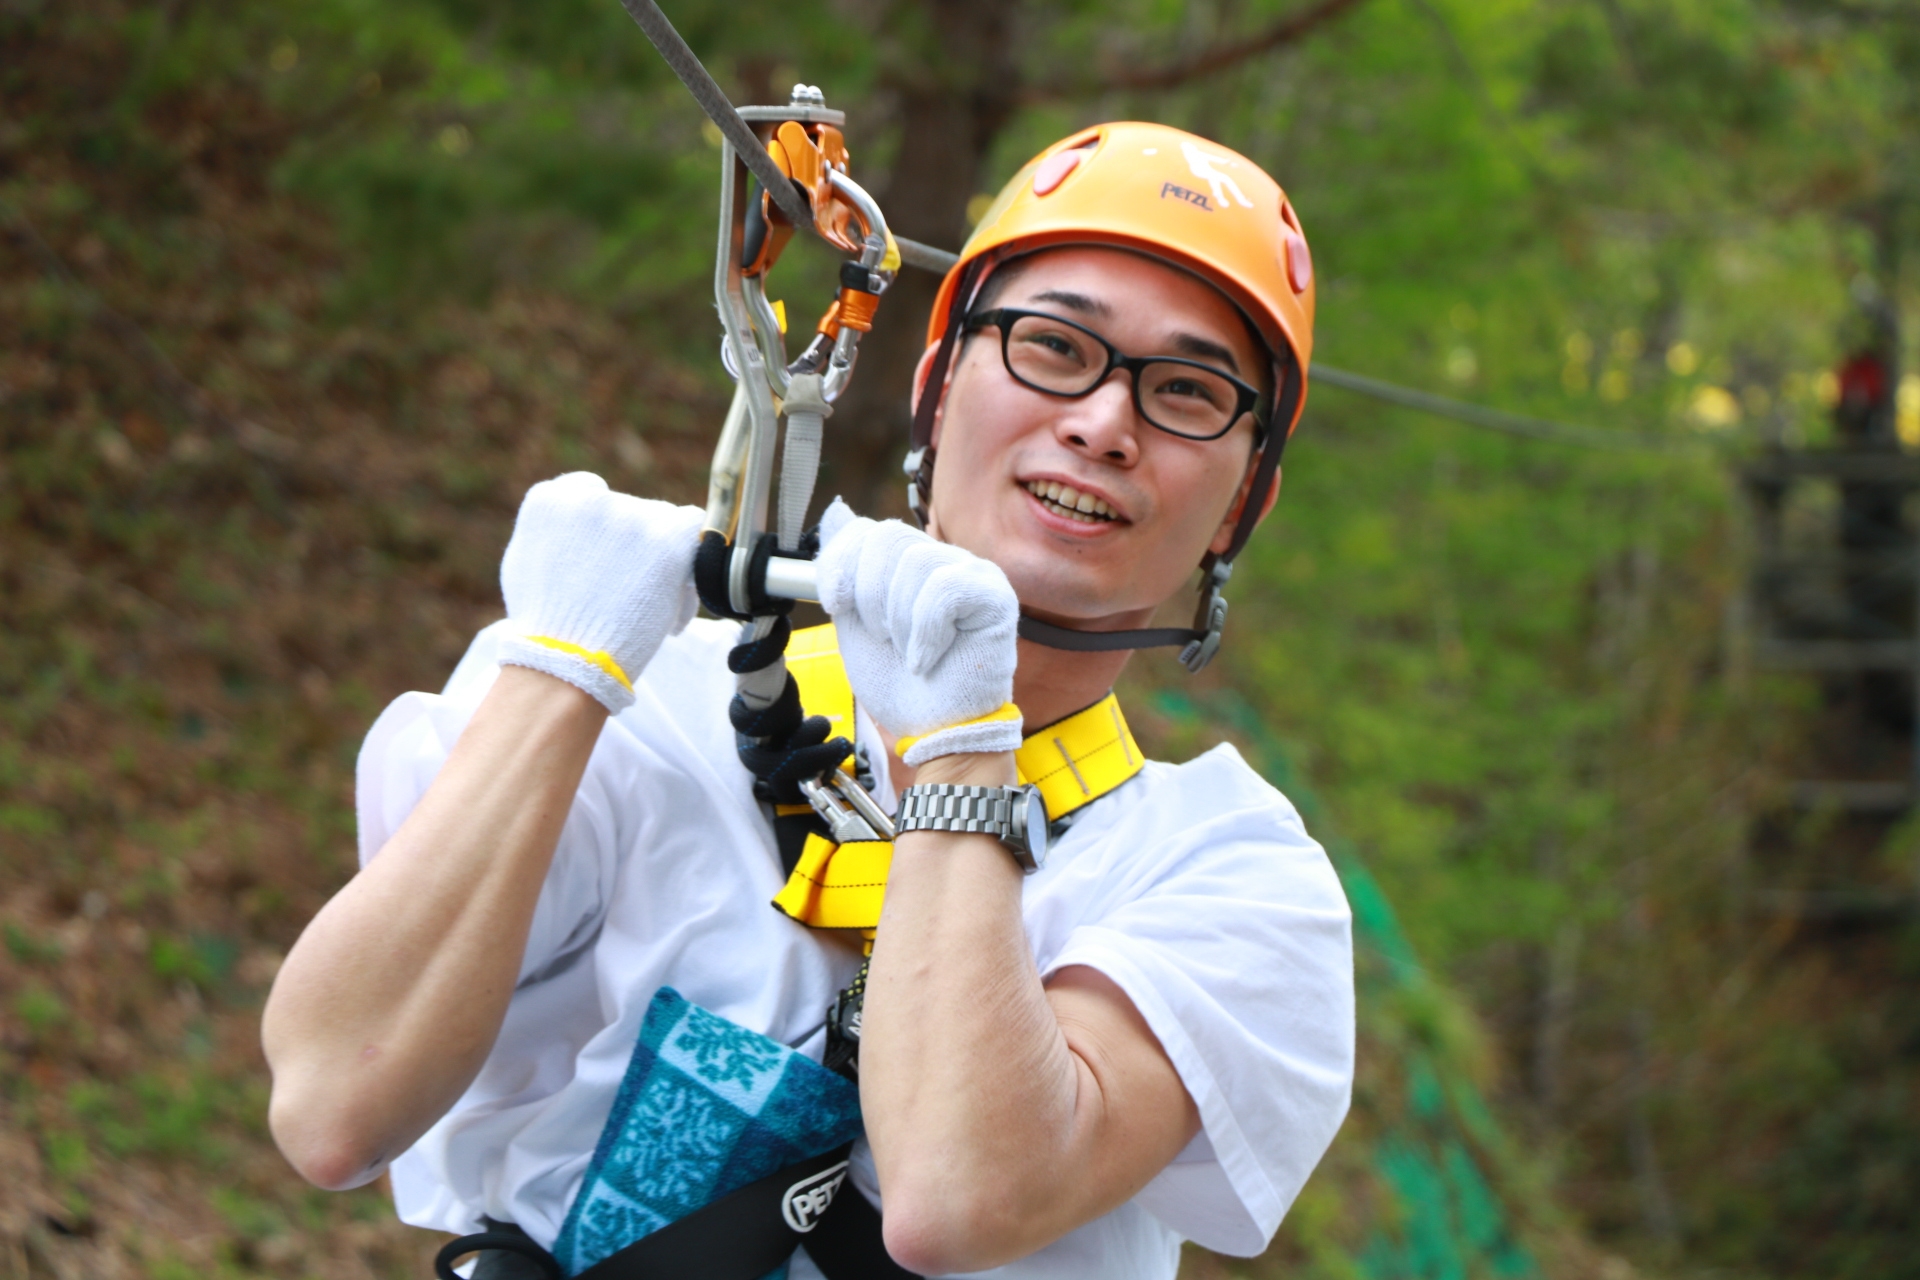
1308 363 1700 454
615 0 953 276
619 0 1705 458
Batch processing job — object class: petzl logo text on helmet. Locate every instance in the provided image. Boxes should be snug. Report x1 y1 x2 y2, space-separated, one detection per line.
783 1160 851 1233
1180 141 1254 210
1160 182 1214 210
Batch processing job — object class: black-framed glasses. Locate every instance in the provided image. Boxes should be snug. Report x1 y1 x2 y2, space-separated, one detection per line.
963 307 1264 442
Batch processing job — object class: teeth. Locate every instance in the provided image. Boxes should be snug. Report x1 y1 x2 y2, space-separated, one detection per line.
1024 480 1116 522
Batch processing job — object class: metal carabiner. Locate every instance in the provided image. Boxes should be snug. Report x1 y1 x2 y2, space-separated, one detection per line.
799 768 897 844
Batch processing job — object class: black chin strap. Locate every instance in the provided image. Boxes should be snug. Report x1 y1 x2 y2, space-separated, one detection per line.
904 260 985 527
1016 619 1200 652
1016 556 1233 674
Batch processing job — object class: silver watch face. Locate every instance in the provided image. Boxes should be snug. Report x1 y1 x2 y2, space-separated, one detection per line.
1020 785 1049 870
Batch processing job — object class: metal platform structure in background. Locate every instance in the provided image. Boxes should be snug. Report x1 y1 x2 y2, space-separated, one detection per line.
1737 342 1920 922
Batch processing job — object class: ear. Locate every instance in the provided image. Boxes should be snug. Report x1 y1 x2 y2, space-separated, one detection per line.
912 342 953 448
1208 458 1282 557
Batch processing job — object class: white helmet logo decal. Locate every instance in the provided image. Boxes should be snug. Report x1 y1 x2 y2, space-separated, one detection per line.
1181 142 1254 210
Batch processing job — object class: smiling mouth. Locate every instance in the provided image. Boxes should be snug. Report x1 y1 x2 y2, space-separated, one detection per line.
1023 479 1120 524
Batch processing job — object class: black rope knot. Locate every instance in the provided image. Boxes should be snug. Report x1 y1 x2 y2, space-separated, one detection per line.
696 530 810 624
739 714 852 805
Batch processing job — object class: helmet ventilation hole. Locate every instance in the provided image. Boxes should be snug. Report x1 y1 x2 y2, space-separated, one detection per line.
1284 229 1312 294
1032 149 1083 196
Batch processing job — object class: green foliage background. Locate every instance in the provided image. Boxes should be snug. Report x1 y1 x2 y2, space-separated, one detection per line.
5 0 1919 1276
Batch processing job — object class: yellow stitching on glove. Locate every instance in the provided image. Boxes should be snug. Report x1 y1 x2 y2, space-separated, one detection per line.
525 636 633 693
892 701 1022 758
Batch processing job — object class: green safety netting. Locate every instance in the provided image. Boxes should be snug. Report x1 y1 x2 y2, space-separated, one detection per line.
1154 690 1541 1280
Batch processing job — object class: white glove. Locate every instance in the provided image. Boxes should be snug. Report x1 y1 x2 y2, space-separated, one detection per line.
497 472 704 713
815 498 1022 765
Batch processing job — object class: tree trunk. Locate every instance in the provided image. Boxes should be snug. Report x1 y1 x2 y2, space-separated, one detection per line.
819 0 1021 516
815 0 1369 515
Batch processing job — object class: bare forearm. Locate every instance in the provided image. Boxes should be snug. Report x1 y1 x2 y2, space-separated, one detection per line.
262 667 606 1189
861 753 1183 1273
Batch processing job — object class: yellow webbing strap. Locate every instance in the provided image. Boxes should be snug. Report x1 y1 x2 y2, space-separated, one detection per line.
771 835 891 932
771 626 1144 934
1013 692 1142 825
784 623 855 744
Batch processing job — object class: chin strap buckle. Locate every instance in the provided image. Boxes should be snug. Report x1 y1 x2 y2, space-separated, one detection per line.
1179 559 1233 674
902 446 929 528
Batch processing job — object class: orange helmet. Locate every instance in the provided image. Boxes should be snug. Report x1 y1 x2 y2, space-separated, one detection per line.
905 122 1314 671
929 121 1313 401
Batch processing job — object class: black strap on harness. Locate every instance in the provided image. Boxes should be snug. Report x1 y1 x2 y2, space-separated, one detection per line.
435 1143 918 1280
444 1225 561 1280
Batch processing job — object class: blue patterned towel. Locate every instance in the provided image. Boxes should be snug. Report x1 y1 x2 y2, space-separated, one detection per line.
551 988 864 1278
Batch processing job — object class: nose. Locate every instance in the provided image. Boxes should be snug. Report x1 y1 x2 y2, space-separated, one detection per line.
1054 370 1141 465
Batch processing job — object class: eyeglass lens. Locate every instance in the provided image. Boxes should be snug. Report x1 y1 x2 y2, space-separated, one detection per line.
1001 313 1244 439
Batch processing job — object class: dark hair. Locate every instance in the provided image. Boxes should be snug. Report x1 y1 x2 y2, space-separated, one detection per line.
961 254 1037 320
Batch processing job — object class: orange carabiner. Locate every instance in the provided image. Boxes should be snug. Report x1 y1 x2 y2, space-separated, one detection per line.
765 120 865 257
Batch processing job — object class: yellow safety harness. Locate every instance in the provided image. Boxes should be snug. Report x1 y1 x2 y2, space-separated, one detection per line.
769 624 1146 935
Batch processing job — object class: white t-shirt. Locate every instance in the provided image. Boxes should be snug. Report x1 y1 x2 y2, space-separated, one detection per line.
357 619 1354 1279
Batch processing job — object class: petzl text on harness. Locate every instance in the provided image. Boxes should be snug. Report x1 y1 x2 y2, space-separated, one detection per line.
434 988 913 1280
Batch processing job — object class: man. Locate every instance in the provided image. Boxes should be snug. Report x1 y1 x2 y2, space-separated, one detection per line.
262 122 1353 1280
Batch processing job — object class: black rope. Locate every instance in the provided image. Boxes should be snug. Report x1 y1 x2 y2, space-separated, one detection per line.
696 531 812 625
697 515 869 1075
728 615 793 674
704 525 849 803
739 715 852 805
728 666 801 735
694 530 745 621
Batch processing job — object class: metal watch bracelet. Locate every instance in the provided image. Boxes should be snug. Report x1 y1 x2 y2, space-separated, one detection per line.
894 782 1048 873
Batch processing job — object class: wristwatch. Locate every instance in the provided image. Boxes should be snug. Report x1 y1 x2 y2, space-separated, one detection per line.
895 783 1049 873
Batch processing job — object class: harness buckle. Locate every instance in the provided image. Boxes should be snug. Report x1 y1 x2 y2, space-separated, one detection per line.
902 446 929 528
823 978 864 1079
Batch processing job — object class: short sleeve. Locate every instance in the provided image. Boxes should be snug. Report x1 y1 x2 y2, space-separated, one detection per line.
353 632 630 987
1042 784 1354 1256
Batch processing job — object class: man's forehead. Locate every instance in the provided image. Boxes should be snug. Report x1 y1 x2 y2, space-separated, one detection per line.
994 245 1201 299
1024 288 1110 319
